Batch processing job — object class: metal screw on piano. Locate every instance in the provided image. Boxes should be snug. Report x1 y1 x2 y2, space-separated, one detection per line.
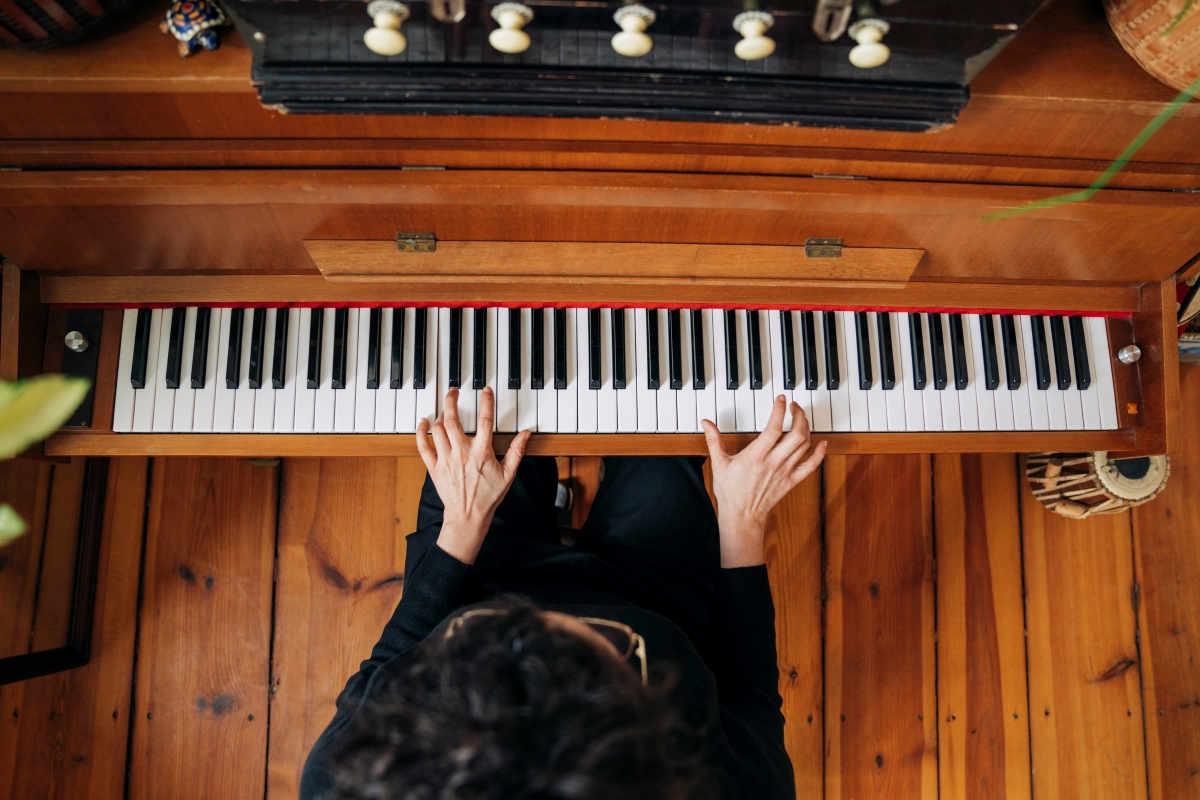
1027 452 1169 519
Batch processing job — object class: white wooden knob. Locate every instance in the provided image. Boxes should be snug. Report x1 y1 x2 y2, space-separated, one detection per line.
848 18 890 68
733 11 775 61
612 5 655 57
489 3 533 54
364 0 409 56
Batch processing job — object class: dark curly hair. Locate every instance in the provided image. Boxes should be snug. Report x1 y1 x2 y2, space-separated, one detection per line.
329 597 718 800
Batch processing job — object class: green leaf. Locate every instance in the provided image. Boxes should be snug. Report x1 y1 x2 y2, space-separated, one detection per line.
0 503 28 547
0 375 91 459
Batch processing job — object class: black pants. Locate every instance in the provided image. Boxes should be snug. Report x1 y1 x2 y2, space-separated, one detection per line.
405 456 721 655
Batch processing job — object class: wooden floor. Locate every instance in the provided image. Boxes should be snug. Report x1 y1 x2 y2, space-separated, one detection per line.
2 372 1199 800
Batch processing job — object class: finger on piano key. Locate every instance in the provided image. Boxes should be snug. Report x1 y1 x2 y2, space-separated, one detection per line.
293 308 317 433
930 314 959 430
554 308 568 391
389 307 405 390
306 306 324 390
1074 316 1101 430
979 314 1000 391
634 309 657 433
691 309 706 390
899 313 925 432
332 308 360 433
615 308 638 432
646 309 661 391
988 315 1016 431
165 307 186 390
805 310 832 432
536 308 558 433
275 308 300 433
558 308 578 433
496 308 516 433
253 308 278 433
668 309 683 391
375 308 398 432
517 308 538 433
655 309 678 433
965 314 996 431
767 309 793 431
395 309 418 433
248 308 267 390
366 308 382 390
507 307 521 391
132 309 164 432
193 308 221 432
577 308 598 433
314 309 338 432
130 308 152 390
1017 315 1049 430
1008 315 1034 431
912 314 942 431
696 309 718 430
1030 315 1052 390
841 311 869 432
949 313 969 391
354 307 378 432
826 311 850 432
1049 316 1071 390
150 309 175 432
1087 317 1118 430
458 308 477 433
676 308 697 433
927 312 947 391
413 307 438 428
598 308 618 433
171 308 198 432
473 308 487 392
190 307 212 390
233 308 258 433
954 314 980 431
733 310 756 432
864 312 887 432
880 312 908 431
532 307 545 391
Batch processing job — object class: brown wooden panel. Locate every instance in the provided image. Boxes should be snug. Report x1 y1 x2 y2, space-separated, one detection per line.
129 458 277 800
1 263 46 382
88 309 121 434
1127 279 1181 457
1022 462 1148 800
763 472 823 799
824 454 936 800
0 457 148 800
31 456 86 650
933 453 1031 800
0 459 52 659
568 457 602 529
1132 365 1200 800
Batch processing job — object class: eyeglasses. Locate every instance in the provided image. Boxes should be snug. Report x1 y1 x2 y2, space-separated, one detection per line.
445 609 648 686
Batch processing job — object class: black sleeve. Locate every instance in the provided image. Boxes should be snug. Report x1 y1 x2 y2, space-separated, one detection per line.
711 565 795 800
299 545 471 800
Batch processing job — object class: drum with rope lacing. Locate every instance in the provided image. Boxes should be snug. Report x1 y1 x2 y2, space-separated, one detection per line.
1027 452 1169 519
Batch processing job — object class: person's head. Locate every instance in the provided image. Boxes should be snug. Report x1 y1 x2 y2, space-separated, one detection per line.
329 598 716 800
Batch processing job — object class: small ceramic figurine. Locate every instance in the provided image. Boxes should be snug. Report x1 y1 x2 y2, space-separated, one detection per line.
160 0 227 57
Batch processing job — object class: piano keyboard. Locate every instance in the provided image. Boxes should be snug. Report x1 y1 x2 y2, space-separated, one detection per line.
110 306 1120 435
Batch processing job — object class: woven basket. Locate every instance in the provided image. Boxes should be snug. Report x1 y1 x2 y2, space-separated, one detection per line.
1103 0 1200 92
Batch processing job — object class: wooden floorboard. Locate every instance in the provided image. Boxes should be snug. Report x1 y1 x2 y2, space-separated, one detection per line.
267 457 423 800
128 458 278 800
824 454 937 800
1132 365 1200 800
933 453 1032 800
0 459 52 660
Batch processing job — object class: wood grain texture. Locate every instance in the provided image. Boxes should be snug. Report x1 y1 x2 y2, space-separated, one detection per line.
87 309 122 435
1126 279 1181 457
1 263 46 382
129 458 277 800
763 471 823 800
1022 460 1148 800
933 453 1031 800
824 454 936 800
0 457 148 800
31 456 86 651
568 457 602 529
1132 365 1200 800
0 459 52 659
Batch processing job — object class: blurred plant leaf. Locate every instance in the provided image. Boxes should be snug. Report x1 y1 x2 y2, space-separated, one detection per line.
0 375 91 459
0 503 27 547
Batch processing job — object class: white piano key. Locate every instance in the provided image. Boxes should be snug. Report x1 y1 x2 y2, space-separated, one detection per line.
864 313 887 432
112 309 139 433
750 311 774 433
414 308 438 428
964 314 994 431
495 309 515 432
1007 316 1033 431
634 309 657 433
352 308 376 433
150 309 176 432
881 312 907 432
952 316 978 432
1088 316 1119 430
487 308 500 432
131 309 163 432
1044 319 1069 431
711 309 736 433
537 309 558 433
458 308 477 434
805 311 832 433
396 309 418 434
233 310 257 433
516 308 537 433
914 314 941 432
842 312 870 433
989 316 1015 432
598 309 619 434
676 309 698 434
333 308 360 433
1060 325 1085 430
696 309 717 432
558 308 578 434
899 313 925 432
1019 315 1049 431
829 312 851 432
932 315 959 431
655 309 677 434
193 308 221 433
732 311 755 433
171 308 198 432
767 310 793 432
616 308 638 433
1077 319 1102 431
252 309 278 433
374 309 397 434
437 308 452 423
274 308 300 433
578 308 598 434
314 309 337 433
293 308 317 434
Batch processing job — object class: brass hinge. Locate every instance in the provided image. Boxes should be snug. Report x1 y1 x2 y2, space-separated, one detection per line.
396 232 437 252
805 238 843 258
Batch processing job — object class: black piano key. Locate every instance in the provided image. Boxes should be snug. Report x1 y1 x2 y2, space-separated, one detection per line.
646 309 660 390
1000 314 1021 390
1069 315 1091 390
668 309 683 390
473 308 487 390
226 308 245 390
979 314 1000 391
747 310 763 390
927 313 947 390
331 308 349 390
690 310 705 390
724 310 739 390
508 309 521 390
366 308 382 389
248 308 267 390
190 307 211 390
271 308 289 389
554 308 567 390
306 308 324 390
1030 315 1051 390
801 311 819 391
413 308 428 390
588 309 602 390
390 308 405 389
130 308 152 389
854 311 872 390
532 308 545 390
1049 315 1071 389
949 314 969 390
909 313 927 391
823 312 840 390
164 307 186 389
877 312 896 390
612 310 627 390
780 311 797 391
448 308 463 389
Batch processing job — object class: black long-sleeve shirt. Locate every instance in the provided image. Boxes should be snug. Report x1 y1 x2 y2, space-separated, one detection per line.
300 545 794 800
